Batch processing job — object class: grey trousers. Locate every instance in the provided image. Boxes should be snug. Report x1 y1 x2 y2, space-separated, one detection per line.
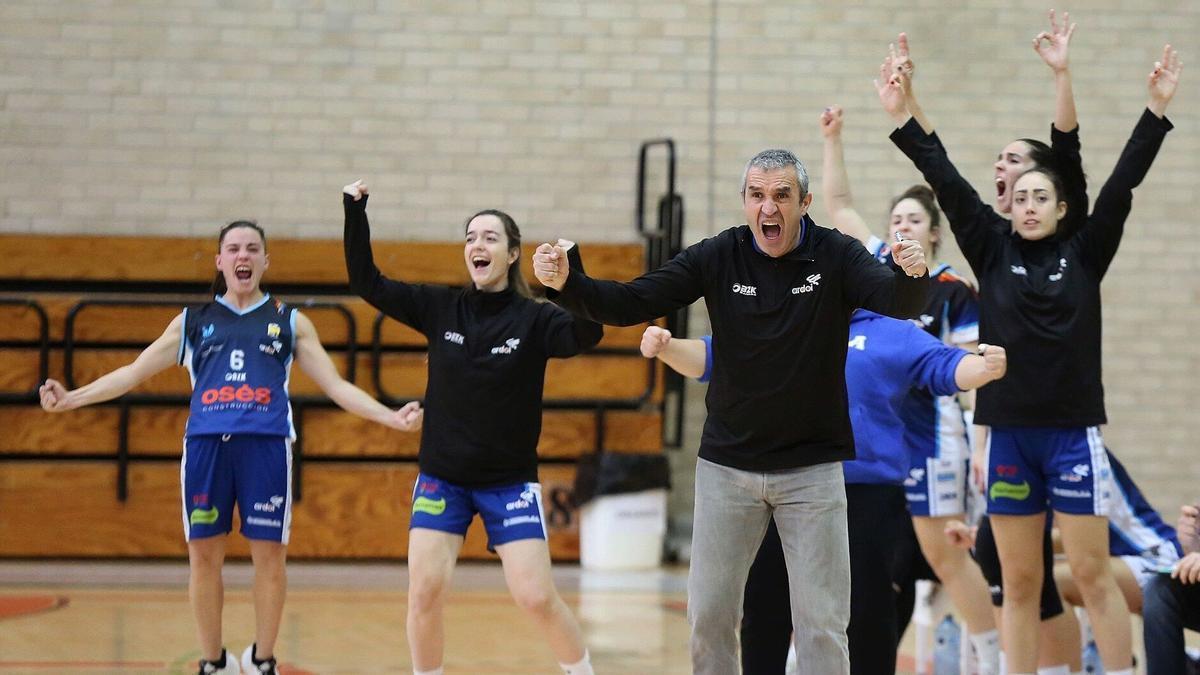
688 458 850 675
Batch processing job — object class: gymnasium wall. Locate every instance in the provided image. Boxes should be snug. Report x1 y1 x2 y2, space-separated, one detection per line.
3 2 1198 515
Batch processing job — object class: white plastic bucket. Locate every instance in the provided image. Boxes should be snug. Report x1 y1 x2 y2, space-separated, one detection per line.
579 488 667 570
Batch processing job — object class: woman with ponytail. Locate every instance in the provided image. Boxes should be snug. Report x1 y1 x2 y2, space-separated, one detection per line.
341 180 602 675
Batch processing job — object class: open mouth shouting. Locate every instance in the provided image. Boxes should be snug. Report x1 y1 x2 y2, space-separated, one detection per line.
470 255 491 273
761 221 782 241
995 176 1007 202
234 264 253 281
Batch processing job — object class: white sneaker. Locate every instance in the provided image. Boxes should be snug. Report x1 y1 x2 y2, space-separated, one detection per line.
198 648 240 675
240 644 278 674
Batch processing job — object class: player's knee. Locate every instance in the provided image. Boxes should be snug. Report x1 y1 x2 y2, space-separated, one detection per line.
511 583 557 617
188 542 224 571
1066 551 1110 590
1000 568 1041 603
408 573 451 613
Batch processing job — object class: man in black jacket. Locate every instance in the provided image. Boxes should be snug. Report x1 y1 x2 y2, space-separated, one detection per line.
534 149 929 675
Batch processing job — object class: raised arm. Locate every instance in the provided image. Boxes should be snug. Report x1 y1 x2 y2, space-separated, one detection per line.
342 180 432 330
40 313 183 412
885 98 1005 273
540 240 604 357
293 311 423 431
534 240 705 327
1033 10 1078 133
890 33 933 134
842 236 929 319
820 106 873 246
953 344 1007 391
1079 47 1179 276
640 325 707 379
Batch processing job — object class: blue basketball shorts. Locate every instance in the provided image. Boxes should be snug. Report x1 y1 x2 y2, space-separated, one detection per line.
409 473 546 548
985 425 1113 516
181 434 292 543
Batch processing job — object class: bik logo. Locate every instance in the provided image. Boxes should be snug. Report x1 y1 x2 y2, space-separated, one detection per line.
1010 265 1028 276
731 283 757 297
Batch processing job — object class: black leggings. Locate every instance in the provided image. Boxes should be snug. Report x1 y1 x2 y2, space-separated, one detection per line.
740 483 910 675
972 514 1064 620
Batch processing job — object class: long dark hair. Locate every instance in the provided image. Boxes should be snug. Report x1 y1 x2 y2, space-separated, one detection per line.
888 184 942 256
210 220 267 296
463 209 532 298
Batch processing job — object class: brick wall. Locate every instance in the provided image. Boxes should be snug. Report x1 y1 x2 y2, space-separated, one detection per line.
3 1 1198 515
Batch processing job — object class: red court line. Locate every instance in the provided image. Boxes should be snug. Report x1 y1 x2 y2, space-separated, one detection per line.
0 595 69 621
0 661 167 668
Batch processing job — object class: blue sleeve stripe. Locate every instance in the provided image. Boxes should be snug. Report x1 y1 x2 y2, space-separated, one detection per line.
177 307 188 366
699 335 713 384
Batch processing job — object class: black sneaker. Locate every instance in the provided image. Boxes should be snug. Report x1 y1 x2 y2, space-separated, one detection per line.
198 648 240 675
240 643 278 674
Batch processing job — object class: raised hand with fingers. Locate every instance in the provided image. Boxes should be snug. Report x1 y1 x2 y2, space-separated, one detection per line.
890 33 914 79
890 237 927 277
344 179 369 201
532 241 570 291
819 105 844 139
875 59 909 126
1148 44 1183 118
1032 9 1076 73
640 325 673 359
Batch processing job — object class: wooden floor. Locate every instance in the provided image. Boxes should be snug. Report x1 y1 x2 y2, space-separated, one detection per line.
6 559 1130 674
0 561 695 674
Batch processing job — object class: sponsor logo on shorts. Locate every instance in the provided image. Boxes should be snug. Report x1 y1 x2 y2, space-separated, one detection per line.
848 335 867 351
192 494 209 506
505 489 536 511
1051 487 1092 499
936 472 957 482
254 495 285 513
190 506 219 525
995 464 1019 478
907 493 928 502
413 496 446 516
503 515 541 528
938 491 959 501
245 516 281 528
989 480 1031 501
904 468 925 487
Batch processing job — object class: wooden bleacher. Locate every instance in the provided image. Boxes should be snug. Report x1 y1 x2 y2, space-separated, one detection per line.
0 234 664 560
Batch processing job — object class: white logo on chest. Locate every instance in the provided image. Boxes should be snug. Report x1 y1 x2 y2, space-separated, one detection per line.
444 331 465 345
731 283 757 297
792 274 822 294
491 337 521 355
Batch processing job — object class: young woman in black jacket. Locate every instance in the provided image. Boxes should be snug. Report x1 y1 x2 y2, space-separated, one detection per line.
343 180 602 675
878 39 1181 675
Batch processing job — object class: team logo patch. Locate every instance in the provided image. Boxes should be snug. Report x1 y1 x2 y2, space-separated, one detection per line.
267 323 281 338
190 506 219 525
413 496 446 516
202 324 215 339
989 480 1031 501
